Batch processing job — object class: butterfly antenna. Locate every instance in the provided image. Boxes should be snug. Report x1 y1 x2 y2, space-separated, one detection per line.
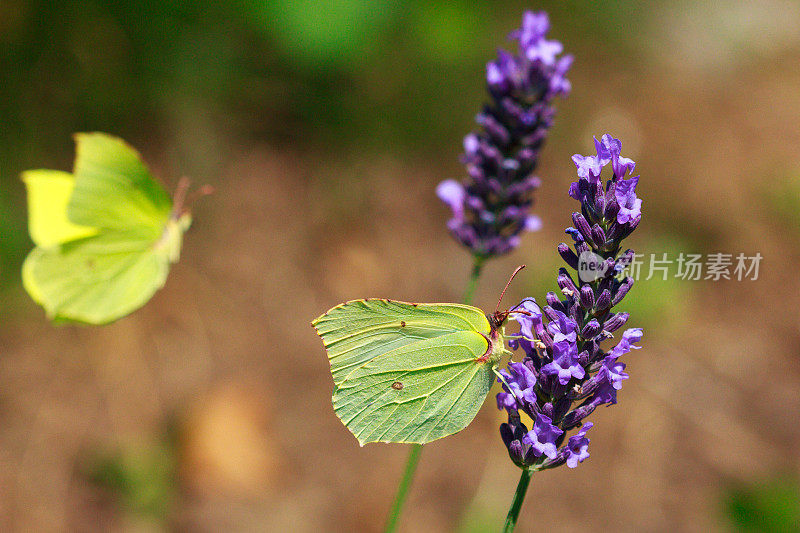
171 176 192 219
183 184 215 215
495 265 526 315
172 177 214 218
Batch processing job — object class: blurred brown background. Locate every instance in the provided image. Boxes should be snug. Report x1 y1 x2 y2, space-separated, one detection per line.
1 0 799 531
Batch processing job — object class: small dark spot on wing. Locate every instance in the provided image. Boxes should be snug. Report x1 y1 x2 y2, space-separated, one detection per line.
392 381 404 390
86 259 95 269
400 321 406 327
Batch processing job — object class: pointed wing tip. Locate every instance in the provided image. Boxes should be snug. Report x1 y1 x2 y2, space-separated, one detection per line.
20 169 44 183
72 131 104 145
20 168 74 184
310 315 327 335
72 131 112 141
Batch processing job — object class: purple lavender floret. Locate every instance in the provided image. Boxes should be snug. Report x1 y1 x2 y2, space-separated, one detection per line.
496 361 537 411
563 422 592 468
522 414 563 459
437 11 572 258
496 134 643 470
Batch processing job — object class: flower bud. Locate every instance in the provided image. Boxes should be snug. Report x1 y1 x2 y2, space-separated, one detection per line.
603 312 629 333
594 192 606 215
572 212 594 245
557 269 578 297
591 223 606 247
603 258 616 278
562 403 598 429
604 195 620 221
542 306 560 323
579 285 595 309
575 241 590 256
558 242 579 270
581 318 602 339
595 289 612 310
612 277 634 306
476 112 511 145
553 397 572 421
545 291 566 312
500 417 538 468
539 455 567 470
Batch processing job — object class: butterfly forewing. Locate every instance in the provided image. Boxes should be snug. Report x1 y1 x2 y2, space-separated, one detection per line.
314 299 490 383
68 132 172 236
22 170 99 247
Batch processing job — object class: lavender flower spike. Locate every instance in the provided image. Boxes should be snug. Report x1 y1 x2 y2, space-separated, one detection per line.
496 135 644 471
438 10 572 258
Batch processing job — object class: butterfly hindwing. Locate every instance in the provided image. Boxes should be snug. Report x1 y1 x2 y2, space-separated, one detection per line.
312 299 496 445
333 330 495 445
22 231 172 325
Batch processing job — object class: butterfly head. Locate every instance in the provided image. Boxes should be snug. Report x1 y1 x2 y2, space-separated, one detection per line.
488 264 527 333
489 309 511 331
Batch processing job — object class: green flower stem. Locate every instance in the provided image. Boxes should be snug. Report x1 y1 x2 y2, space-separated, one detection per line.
503 467 533 533
462 255 485 306
384 443 422 533
383 255 486 533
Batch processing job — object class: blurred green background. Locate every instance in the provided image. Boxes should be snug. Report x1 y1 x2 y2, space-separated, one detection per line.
1 0 800 531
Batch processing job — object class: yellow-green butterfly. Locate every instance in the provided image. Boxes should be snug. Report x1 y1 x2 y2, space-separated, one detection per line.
312 267 527 446
22 132 208 325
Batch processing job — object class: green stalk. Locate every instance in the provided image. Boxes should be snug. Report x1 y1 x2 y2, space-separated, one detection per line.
502 468 533 533
383 443 422 533
383 255 486 533
462 255 485 306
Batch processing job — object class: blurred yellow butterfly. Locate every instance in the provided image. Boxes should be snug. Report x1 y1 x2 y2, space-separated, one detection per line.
22 132 208 324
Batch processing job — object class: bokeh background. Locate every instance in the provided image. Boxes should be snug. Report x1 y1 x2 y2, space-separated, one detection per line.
1 0 800 531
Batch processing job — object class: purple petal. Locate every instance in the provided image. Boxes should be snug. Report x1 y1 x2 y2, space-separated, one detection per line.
571 153 602 179
524 215 542 232
522 413 563 459
436 180 465 218
564 422 592 468
511 298 543 340
614 176 642 224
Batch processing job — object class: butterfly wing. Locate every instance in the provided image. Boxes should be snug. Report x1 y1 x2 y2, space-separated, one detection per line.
312 299 496 445
68 132 172 236
22 231 174 325
22 170 99 247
